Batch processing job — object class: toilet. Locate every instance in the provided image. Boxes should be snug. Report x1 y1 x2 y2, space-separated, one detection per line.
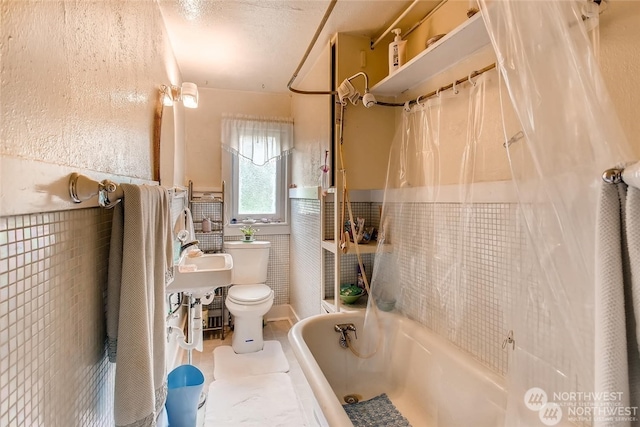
224 241 274 354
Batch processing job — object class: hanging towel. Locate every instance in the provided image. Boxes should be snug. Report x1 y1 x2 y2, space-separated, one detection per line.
173 207 196 243
107 184 174 427
594 182 640 427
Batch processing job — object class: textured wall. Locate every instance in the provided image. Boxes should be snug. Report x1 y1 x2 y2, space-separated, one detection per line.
600 1 640 157
1 1 179 179
0 1 180 425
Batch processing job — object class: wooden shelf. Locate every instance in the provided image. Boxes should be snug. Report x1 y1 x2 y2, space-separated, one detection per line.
370 12 490 98
322 295 369 314
321 240 391 255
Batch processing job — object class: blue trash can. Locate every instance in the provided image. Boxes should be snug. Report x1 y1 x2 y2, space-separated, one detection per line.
165 364 205 427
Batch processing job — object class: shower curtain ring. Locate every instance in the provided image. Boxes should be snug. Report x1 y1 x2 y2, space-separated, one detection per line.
436 88 441 97
468 72 477 87
453 80 459 95
416 95 424 106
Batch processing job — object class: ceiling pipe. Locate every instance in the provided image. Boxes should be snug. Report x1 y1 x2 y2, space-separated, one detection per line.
287 0 338 95
403 0 449 40
371 0 421 49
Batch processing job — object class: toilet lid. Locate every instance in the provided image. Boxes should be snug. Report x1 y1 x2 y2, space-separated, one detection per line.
228 284 273 304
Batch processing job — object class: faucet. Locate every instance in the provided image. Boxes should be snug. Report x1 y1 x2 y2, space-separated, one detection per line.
334 323 357 348
180 240 200 256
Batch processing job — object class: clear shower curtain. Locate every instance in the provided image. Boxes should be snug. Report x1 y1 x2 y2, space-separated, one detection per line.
355 1 637 425
477 0 635 425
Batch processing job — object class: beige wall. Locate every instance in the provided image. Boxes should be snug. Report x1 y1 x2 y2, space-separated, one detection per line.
0 1 181 425
600 1 640 157
183 88 292 189
291 44 332 187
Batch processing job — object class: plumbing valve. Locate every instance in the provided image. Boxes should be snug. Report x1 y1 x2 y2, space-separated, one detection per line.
335 323 357 348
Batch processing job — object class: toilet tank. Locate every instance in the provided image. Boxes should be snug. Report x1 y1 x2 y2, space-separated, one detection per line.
223 241 271 284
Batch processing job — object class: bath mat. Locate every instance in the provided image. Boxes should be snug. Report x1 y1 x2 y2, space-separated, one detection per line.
343 393 411 427
204 372 308 426
213 340 289 380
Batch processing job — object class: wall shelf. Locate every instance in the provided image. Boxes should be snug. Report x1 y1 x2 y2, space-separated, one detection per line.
370 12 490 98
321 240 391 255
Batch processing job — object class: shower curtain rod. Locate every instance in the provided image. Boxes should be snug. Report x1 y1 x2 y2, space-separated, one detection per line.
602 162 640 189
409 63 497 107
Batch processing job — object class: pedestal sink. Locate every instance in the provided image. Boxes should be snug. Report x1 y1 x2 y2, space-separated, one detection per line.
166 253 233 296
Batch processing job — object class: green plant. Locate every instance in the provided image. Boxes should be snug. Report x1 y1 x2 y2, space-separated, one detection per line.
239 225 259 237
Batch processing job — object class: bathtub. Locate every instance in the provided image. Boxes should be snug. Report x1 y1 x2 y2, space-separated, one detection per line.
289 311 507 427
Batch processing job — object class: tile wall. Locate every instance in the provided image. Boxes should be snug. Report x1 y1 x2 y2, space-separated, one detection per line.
224 234 290 306
379 201 518 375
0 208 115 427
289 199 322 320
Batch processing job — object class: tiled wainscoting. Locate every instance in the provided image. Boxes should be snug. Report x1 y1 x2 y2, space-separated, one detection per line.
224 234 289 306
0 208 116 426
289 199 322 320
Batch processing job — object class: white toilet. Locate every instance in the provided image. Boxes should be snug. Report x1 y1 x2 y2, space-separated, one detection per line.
224 241 274 354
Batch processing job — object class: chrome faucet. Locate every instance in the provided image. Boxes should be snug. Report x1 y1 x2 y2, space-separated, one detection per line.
180 240 200 256
334 323 357 348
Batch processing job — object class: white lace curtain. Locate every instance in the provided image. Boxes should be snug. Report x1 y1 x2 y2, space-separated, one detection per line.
221 115 294 166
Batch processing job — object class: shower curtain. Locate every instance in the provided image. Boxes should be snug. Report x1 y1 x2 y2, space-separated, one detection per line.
355 0 637 425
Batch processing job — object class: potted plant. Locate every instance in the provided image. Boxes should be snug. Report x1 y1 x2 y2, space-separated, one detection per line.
239 225 259 242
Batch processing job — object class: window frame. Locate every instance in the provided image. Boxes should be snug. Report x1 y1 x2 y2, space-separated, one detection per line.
229 152 289 223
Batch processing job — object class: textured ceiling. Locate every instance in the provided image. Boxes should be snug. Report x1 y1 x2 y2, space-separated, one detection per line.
158 0 440 93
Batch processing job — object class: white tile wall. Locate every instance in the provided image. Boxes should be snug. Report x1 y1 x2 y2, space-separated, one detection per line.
289 199 322 320
224 235 290 306
0 209 115 427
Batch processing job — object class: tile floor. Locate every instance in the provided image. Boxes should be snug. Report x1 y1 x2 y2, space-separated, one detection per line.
186 320 319 426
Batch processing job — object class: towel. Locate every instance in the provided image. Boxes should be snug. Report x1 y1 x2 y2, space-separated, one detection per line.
107 184 174 427
173 207 196 243
594 183 640 427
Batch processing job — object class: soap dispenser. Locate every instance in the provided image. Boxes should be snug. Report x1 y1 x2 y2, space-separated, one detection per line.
389 28 407 75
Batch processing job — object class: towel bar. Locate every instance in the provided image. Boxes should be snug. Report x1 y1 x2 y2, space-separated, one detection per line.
603 162 640 190
69 172 123 208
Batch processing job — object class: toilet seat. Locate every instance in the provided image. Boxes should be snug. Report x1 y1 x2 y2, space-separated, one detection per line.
227 284 273 305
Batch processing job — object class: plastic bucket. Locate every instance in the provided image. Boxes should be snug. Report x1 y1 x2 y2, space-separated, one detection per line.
165 364 205 427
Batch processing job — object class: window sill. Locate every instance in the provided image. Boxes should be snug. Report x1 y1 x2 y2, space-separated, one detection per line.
225 223 290 236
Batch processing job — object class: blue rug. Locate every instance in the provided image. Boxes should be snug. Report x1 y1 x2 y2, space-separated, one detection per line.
343 393 411 427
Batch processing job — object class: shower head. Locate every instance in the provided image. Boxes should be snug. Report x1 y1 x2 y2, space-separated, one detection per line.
337 79 360 106
338 72 377 108
362 91 376 108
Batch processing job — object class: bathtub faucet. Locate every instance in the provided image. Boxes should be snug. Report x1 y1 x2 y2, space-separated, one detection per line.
334 323 357 348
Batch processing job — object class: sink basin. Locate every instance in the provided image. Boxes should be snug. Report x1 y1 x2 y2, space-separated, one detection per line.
166 253 233 296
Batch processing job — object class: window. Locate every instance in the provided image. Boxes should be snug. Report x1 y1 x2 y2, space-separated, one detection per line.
222 116 292 223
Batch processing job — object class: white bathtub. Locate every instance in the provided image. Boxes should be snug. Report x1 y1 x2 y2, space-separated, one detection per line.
289 311 507 427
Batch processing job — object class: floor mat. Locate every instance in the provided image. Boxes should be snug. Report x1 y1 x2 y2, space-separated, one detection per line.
204 372 308 427
213 340 289 380
343 393 411 427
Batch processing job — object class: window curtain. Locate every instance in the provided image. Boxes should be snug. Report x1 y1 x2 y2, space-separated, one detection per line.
221 115 294 166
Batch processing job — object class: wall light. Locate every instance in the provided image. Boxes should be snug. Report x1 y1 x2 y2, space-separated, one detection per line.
159 82 199 109
160 84 175 107
180 82 199 108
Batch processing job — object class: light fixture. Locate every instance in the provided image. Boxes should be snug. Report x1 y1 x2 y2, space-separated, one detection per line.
181 82 199 108
160 84 174 107
159 82 199 109
337 72 376 108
